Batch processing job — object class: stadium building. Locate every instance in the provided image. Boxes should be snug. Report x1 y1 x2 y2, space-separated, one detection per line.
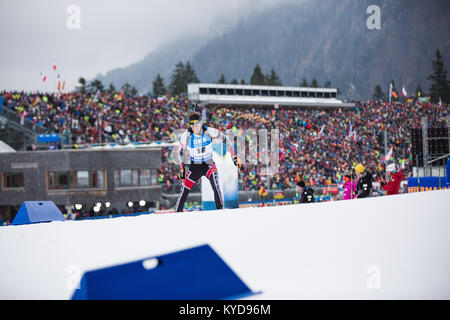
0 148 162 221
188 83 355 108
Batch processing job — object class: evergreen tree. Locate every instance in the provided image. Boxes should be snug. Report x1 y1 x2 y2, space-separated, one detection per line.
300 78 308 87
184 61 200 85
250 64 266 85
77 77 87 93
240 79 246 85
169 61 186 95
266 69 282 86
108 83 116 93
89 79 104 94
427 49 450 103
169 61 199 95
152 73 166 96
372 84 385 101
310 78 319 88
121 82 132 97
130 86 138 96
230 78 239 84
217 74 227 84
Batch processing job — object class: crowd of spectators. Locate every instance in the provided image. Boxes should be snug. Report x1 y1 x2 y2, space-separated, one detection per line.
1 90 448 193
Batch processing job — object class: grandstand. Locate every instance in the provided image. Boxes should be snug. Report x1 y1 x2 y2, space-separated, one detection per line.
188 83 355 108
1 89 449 220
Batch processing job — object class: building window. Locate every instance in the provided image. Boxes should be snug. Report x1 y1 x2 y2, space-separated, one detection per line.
226 88 235 95
293 91 300 97
218 88 225 95
331 92 337 98
277 91 285 97
115 169 157 187
244 89 252 96
269 90 276 97
199 87 208 94
308 92 316 98
236 89 243 95
301 91 307 97
324 92 331 98
2 172 24 188
208 88 217 95
140 169 151 186
317 92 323 98
252 90 260 96
47 171 104 190
286 91 293 97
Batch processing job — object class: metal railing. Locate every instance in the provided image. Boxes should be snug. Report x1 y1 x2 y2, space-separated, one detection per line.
0 105 43 135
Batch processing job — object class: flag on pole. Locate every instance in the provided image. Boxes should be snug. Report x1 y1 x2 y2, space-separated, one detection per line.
53 61 57 71
40 72 47 82
382 146 393 163
32 96 41 106
93 90 100 102
57 74 62 91
20 111 28 125
439 97 442 107
401 86 407 97
318 124 325 138
392 90 398 99
389 82 393 103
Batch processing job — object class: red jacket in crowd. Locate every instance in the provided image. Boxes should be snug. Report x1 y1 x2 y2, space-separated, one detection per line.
381 171 404 195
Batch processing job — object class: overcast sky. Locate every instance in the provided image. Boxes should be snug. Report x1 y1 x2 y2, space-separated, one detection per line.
0 0 295 92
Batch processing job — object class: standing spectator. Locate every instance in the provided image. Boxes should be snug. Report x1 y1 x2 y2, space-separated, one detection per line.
380 162 404 196
296 181 315 203
354 164 373 198
342 170 357 200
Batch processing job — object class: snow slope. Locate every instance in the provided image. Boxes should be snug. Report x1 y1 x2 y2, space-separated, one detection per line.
0 190 449 299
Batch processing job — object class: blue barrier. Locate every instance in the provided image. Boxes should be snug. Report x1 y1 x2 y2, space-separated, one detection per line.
81 211 155 220
12 201 65 225
407 176 449 192
37 134 60 143
72 244 259 300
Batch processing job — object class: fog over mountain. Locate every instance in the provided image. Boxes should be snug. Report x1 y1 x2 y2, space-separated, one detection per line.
96 0 450 100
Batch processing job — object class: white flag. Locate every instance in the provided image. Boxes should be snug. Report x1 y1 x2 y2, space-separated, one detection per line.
389 82 393 103
318 124 325 137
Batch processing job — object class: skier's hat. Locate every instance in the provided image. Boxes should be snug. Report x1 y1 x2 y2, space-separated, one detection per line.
297 181 306 188
188 112 201 124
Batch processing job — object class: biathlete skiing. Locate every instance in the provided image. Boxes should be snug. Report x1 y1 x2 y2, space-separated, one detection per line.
175 111 242 212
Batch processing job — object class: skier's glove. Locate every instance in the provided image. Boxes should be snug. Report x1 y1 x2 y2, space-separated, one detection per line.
232 155 242 168
178 168 185 180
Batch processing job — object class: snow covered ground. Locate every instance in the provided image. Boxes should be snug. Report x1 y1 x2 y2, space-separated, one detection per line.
1 189 449 299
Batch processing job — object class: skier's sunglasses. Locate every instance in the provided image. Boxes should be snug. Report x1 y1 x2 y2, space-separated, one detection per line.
189 120 200 125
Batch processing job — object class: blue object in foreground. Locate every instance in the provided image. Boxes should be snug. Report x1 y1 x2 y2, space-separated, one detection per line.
72 244 259 300
12 201 65 225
